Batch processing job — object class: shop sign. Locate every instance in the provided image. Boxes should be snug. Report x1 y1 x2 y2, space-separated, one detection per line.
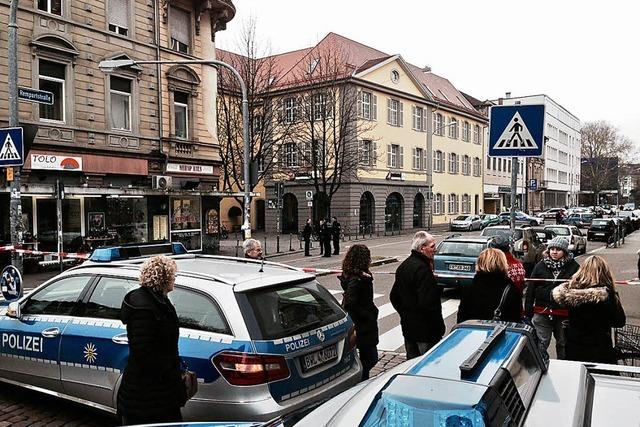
31 154 82 171
498 186 512 193
166 163 213 175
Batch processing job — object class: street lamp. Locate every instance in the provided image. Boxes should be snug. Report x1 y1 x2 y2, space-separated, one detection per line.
99 58 252 238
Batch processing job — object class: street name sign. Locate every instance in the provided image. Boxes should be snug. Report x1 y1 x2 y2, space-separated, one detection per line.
0 127 24 167
18 87 54 105
489 104 545 157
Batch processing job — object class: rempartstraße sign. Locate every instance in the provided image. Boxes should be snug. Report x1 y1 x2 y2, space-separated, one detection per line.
30 153 83 171
166 162 213 175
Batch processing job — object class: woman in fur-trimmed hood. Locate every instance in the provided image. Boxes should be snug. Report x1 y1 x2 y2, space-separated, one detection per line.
552 255 626 364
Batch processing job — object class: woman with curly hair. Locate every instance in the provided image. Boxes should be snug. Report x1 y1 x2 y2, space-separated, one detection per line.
552 255 626 364
117 255 187 425
339 244 379 380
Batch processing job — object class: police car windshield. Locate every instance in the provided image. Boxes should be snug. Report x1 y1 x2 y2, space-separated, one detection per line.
436 241 484 257
245 281 343 340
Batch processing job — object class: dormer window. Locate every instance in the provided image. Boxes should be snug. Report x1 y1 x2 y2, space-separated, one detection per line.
308 58 319 74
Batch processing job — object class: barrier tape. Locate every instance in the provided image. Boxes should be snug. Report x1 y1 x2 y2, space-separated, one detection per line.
0 244 90 260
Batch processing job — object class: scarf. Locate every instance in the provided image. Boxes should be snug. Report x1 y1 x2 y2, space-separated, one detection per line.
542 255 571 274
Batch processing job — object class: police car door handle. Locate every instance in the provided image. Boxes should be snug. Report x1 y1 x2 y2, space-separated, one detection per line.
112 333 129 345
41 327 60 338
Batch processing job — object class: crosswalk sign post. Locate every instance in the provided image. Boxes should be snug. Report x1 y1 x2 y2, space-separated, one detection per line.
488 104 545 232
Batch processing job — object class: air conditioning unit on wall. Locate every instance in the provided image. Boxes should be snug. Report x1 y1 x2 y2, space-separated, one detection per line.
152 175 173 190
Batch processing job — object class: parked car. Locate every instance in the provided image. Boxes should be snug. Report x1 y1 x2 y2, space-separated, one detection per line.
588 218 616 242
544 225 588 255
480 225 546 275
449 215 483 231
623 202 636 211
538 207 567 221
294 320 640 427
531 226 556 244
0 254 362 421
563 212 595 228
433 236 494 287
479 214 500 229
498 211 543 226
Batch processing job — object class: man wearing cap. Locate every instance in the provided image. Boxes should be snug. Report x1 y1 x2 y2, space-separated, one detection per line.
489 235 526 299
525 236 579 361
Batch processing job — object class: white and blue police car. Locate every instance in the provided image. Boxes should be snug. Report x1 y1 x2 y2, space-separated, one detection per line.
0 253 361 421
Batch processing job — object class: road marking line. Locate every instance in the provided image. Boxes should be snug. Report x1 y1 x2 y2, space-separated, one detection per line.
377 302 396 320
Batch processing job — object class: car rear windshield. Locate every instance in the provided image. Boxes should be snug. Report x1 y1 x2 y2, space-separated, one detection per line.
481 228 523 240
245 281 344 340
592 219 611 226
455 215 469 220
436 241 485 257
546 226 570 236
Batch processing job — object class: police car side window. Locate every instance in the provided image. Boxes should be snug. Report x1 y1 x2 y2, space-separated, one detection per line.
169 287 231 335
83 277 139 320
22 276 92 316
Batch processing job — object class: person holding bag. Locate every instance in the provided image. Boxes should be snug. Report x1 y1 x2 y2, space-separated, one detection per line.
117 255 190 425
338 244 379 380
457 248 521 323
552 255 626 364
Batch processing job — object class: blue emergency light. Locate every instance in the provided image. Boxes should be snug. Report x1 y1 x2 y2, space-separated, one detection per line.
89 242 188 262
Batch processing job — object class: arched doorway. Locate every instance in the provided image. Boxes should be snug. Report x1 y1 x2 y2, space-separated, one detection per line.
227 206 242 231
282 193 298 233
359 192 375 233
313 192 330 223
385 192 404 231
413 193 425 228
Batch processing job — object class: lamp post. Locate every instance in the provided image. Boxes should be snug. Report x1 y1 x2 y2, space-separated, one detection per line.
99 59 252 238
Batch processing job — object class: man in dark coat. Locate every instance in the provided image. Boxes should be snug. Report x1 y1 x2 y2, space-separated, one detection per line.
321 218 332 258
331 216 341 255
317 219 325 255
555 210 564 224
390 231 444 359
303 218 313 256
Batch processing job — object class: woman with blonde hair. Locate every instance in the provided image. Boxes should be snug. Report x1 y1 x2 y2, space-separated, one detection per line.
457 248 521 323
552 255 626 364
118 255 188 425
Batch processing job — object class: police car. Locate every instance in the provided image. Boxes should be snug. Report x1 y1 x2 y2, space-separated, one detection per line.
0 254 361 421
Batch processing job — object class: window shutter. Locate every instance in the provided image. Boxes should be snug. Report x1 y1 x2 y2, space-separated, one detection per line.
411 106 416 130
422 112 427 133
372 94 377 120
412 147 416 169
357 91 362 117
399 102 404 126
170 7 190 46
399 146 404 168
387 99 391 124
109 0 128 28
421 150 426 170
387 144 392 166
372 142 377 166
358 140 363 165
278 144 284 167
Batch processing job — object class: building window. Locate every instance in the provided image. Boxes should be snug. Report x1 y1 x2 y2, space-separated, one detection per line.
462 121 471 142
283 143 298 168
360 139 372 166
38 0 62 15
473 157 481 177
448 193 458 214
110 76 131 130
448 117 458 139
39 59 65 122
359 90 376 120
170 6 190 54
462 194 471 214
413 147 425 170
283 97 298 123
412 106 427 132
462 155 471 175
492 157 497 171
448 153 458 174
387 144 401 168
312 93 328 120
473 124 481 144
434 193 443 215
486 155 491 170
108 0 129 36
433 113 444 136
387 98 402 126
434 150 444 172
174 91 189 139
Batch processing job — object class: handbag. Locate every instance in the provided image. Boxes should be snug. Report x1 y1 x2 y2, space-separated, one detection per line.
181 369 198 400
493 285 512 321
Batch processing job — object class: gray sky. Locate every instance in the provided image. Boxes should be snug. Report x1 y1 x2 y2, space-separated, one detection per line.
216 0 639 148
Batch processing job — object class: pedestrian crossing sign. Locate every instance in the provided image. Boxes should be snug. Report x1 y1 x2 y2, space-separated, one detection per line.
489 105 545 157
0 127 24 167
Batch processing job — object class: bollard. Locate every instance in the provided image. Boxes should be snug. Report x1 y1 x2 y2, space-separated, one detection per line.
622 227 626 245
276 234 280 253
369 224 373 239
376 224 380 237
354 226 358 240
289 233 293 251
299 235 302 250
349 226 352 241
264 236 268 256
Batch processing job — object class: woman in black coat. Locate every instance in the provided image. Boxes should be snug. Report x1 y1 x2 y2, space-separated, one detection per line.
552 255 626 364
457 248 521 323
118 255 187 425
338 244 379 381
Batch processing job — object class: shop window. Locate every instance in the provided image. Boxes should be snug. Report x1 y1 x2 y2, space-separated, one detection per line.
170 197 201 250
105 197 148 244
39 59 66 122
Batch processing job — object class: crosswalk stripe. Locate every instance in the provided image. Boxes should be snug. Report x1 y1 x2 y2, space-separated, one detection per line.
377 302 396 320
377 298 460 352
329 289 384 304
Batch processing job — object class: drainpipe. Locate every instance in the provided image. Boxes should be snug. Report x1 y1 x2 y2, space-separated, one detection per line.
153 0 168 172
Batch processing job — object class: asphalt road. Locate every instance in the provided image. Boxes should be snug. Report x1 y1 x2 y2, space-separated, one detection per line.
3 227 640 425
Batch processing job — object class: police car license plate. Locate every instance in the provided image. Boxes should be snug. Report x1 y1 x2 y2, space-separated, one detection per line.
448 264 471 272
301 344 338 372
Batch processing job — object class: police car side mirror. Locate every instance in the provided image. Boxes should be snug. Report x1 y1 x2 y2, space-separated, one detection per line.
6 302 21 319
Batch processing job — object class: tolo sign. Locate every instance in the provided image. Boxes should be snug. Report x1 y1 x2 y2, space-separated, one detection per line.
31 154 83 171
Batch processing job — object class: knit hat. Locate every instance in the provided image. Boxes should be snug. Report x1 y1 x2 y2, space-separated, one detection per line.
488 235 510 252
547 236 569 253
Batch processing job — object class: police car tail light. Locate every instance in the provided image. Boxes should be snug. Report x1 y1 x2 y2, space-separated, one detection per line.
347 325 357 352
212 352 289 386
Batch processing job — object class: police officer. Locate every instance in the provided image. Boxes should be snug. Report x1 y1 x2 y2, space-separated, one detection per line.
331 216 341 255
317 219 325 255
303 218 313 256
322 219 332 258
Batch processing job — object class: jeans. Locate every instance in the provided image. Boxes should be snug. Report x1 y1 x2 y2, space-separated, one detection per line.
404 339 437 360
532 313 567 361
358 345 379 381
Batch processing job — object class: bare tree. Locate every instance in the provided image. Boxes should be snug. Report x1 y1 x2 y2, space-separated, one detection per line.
581 120 634 204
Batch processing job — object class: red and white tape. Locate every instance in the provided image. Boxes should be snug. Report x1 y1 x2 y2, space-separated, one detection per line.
0 245 89 260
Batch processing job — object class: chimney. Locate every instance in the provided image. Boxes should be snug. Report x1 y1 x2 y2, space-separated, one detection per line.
423 65 431 72
498 98 504 105
505 92 511 99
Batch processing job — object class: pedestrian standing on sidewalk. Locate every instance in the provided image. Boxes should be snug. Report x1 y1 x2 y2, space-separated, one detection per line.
552 255 626 364
331 216 341 255
318 219 325 256
390 231 444 359
303 218 313 256
118 256 187 425
322 218 332 258
339 244 379 380
524 237 579 361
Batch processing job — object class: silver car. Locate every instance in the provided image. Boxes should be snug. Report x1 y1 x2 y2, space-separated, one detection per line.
449 215 482 231
544 225 588 255
0 255 361 421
